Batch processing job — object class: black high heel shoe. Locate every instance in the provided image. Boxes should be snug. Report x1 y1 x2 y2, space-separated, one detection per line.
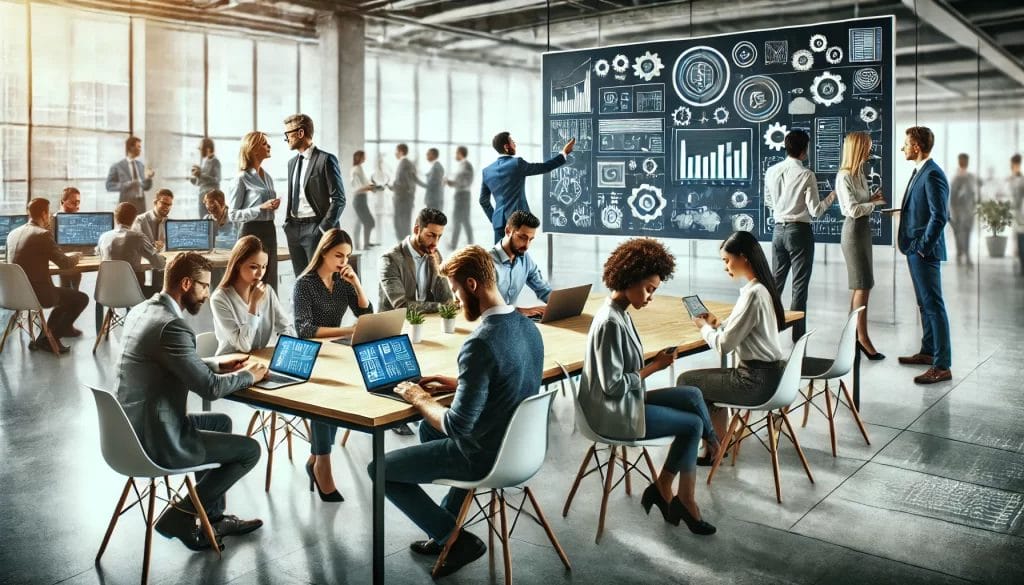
857 342 886 361
640 484 679 525
670 498 716 535
305 460 345 502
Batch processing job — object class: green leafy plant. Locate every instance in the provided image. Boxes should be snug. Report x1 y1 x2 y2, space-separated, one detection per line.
976 200 1014 236
438 303 458 320
405 305 425 325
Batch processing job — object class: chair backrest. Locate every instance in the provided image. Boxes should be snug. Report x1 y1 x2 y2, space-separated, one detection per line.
755 331 814 411
473 388 558 489
557 362 606 444
195 331 218 358
95 260 146 308
0 263 43 311
818 307 864 379
88 385 168 478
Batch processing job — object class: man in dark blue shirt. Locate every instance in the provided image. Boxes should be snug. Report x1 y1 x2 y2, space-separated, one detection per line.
367 245 544 577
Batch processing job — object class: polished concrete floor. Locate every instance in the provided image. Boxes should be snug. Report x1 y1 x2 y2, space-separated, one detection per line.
1 218 1022 585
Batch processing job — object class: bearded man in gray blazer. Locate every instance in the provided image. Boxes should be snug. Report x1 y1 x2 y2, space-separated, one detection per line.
378 207 454 313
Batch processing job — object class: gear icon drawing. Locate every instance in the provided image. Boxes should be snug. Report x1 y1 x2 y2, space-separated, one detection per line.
671 106 692 127
628 184 666 222
860 105 879 124
642 158 658 176
825 46 843 65
601 205 623 229
810 34 828 52
594 59 610 77
791 49 814 71
713 107 730 125
611 54 629 73
810 71 846 107
632 51 664 81
764 122 788 151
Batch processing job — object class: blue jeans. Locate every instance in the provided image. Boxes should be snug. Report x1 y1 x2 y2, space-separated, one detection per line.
310 421 337 456
907 253 951 369
643 386 716 473
366 423 489 543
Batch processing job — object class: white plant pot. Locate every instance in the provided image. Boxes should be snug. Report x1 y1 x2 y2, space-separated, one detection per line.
409 323 423 343
442 318 456 334
986 235 1007 258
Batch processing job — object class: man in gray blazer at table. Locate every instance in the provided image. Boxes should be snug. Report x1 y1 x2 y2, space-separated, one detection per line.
115 252 268 551
283 114 346 276
105 135 154 212
378 207 454 313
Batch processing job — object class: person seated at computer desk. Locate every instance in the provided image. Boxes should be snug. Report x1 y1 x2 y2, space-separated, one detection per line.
367 245 544 577
132 188 174 289
378 207 454 314
96 202 168 331
489 210 551 319
293 228 372 502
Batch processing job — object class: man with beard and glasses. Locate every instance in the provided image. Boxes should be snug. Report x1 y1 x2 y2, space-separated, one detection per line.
367 245 543 578
114 252 269 552
378 207 455 313
489 210 551 320
132 188 175 288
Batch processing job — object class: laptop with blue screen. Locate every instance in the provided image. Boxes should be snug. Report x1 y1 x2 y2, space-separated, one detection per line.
254 335 322 390
352 334 424 402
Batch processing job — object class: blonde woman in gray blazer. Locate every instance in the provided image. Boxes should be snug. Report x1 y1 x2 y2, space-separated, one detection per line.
578 238 718 535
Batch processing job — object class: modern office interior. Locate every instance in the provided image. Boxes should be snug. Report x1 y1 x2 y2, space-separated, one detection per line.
1 1 1023 584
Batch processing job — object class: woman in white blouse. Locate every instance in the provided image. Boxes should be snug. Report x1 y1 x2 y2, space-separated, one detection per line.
350 150 378 249
836 131 887 359
678 231 786 462
230 131 282 290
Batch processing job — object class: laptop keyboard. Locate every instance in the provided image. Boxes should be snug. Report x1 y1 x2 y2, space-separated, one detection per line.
266 372 296 383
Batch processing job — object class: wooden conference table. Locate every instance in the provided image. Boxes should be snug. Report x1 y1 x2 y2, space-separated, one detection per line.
226 294 824 585
48 247 296 275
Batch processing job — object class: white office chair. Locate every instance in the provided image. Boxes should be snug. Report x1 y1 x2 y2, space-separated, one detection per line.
706 331 816 503
0 263 61 354
558 363 673 543
88 386 221 585
798 308 871 456
431 388 570 583
93 260 146 353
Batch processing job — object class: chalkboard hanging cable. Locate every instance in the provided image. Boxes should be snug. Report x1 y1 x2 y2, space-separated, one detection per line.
546 0 551 52
689 0 694 38
914 0 919 125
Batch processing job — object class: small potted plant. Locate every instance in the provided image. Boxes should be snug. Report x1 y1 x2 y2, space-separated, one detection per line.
976 200 1014 258
405 305 425 343
439 303 458 334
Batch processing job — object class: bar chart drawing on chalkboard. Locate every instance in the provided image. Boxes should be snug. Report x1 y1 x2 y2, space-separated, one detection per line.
672 128 752 184
550 59 592 115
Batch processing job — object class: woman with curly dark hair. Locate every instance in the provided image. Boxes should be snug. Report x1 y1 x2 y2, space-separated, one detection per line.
678 230 785 463
577 238 718 535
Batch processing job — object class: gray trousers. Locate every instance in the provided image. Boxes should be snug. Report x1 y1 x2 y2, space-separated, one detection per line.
449 191 473 247
182 412 261 519
393 195 414 241
772 222 814 341
284 220 319 279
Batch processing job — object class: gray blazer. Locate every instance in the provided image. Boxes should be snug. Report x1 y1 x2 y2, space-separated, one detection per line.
391 158 418 199
105 159 152 205
115 294 254 469
578 297 646 439
378 240 453 313
190 156 222 194
285 147 346 232
132 210 165 246
422 161 445 210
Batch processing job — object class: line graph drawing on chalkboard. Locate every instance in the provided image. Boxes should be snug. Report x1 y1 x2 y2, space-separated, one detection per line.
814 117 845 173
550 119 592 153
849 27 882 62
672 128 752 184
550 59 592 115
598 118 664 153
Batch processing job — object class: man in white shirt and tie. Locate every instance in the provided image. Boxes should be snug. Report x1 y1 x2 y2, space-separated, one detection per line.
763 129 836 342
106 136 155 213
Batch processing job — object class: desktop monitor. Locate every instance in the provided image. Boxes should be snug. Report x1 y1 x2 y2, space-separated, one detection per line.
54 212 114 246
166 219 214 252
0 214 28 249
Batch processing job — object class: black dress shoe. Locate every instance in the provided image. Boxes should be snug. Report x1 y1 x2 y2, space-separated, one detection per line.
31 338 70 354
856 342 886 361
410 538 443 556
212 514 263 537
434 532 486 577
155 508 224 551
392 424 415 436
670 498 717 536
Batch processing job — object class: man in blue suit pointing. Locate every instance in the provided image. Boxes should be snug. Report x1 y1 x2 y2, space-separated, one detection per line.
895 126 952 385
480 132 575 243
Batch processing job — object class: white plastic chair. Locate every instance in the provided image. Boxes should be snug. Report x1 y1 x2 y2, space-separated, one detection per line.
88 386 222 585
93 260 146 353
706 332 816 503
798 308 871 456
431 388 570 583
558 363 673 543
0 263 61 353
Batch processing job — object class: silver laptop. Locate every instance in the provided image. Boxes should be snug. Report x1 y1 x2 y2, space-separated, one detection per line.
254 335 322 390
332 309 406 346
536 283 593 323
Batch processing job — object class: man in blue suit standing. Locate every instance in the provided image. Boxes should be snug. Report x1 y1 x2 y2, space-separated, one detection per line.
480 132 575 243
895 126 952 385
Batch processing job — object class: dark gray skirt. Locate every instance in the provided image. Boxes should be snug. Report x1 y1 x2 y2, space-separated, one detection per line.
677 360 784 411
841 216 874 290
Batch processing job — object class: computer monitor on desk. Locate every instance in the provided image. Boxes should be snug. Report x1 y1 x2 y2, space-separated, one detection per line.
0 214 28 251
166 219 214 252
54 212 114 247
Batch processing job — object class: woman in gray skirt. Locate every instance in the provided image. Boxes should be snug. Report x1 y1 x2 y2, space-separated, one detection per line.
677 230 786 465
837 131 887 360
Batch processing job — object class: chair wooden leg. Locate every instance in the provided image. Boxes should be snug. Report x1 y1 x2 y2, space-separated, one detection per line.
340 429 351 447
562 443 595 517
246 411 262 436
38 312 61 354
840 380 871 445
285 423 294 461
28 309 35 339
802 381 813 427
708 411 741 485
498 494 513 585
432 490 476 577
0 313 18 352
141 479 157 584
185 476 221 560
525 487 571 570
595 446 616 543
766 412 783 503
621 447 632 496
96 478 134 563
93 309 113 353
780 410 815 484
265 412 277 492
488 492 497 568
731 411 751 465
824 381 838 457
641 448 658 482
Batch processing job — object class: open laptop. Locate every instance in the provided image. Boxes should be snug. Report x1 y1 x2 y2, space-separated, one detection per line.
331 309 406 346
352 334 424 402
166 219 215 252
534 283 593 323
254 335 322 390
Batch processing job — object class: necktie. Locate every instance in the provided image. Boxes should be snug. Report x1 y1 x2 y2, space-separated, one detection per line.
130 160 139 181
900 168 918 211
291 156 304 217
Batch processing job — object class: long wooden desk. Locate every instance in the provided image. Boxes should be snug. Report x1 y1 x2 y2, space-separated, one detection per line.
49 247 294 275
225 293 819 585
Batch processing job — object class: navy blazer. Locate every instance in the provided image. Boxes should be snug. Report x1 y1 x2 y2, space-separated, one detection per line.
479 154 565 230
286 147 346 232
898 159 949 261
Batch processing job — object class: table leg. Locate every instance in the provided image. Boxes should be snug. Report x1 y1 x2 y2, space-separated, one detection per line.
372 428 385 585
852 340 861 409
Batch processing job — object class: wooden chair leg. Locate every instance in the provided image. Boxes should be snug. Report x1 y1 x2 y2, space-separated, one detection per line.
246 411 262 437
595 446 616 543
28 309 35 339
184 476 221 559
780 410 815 484
96 478 134 563
285 423 294 461
641 448 658 481
265 412 277 492
840 380 871 445
562 443 595 517
801 381 813 427
92 309 113 353
525 486 571 570
498 493 513 585
0 313 18 352
824 381 838 457
340 429 351 447
38 312 61 354
432 490 476 577
488 492 497 568
621 447 632 496
141 479 157 585
731 411 751 465
708 412 741 485
766 412 783 503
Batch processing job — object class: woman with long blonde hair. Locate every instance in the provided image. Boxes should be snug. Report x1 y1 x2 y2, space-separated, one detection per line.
836 131 887 359
228 131 282 290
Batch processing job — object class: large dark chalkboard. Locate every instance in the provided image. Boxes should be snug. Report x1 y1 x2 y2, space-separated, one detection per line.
542 16 894 244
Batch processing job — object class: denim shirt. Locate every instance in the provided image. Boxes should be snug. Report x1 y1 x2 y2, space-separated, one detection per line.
489 242 552 305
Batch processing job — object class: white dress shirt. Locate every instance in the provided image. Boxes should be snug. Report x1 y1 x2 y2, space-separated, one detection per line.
764 157 836 223
701 280 783 363
291 144 317 218
405 237 430 302
210 286 295 355
836 170 875 218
